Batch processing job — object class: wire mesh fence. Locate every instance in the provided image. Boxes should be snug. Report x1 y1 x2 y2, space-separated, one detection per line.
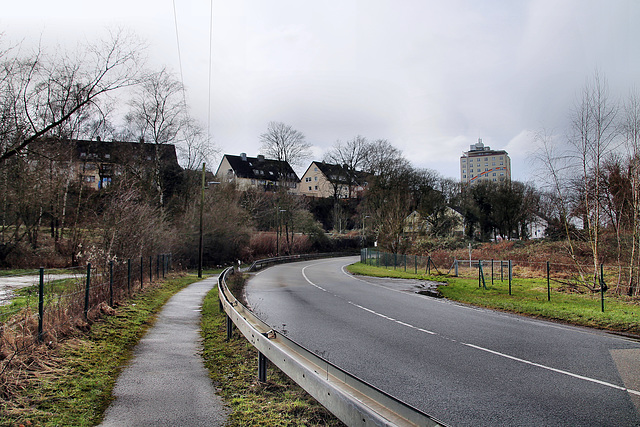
361 248 638 311
0 254 173 353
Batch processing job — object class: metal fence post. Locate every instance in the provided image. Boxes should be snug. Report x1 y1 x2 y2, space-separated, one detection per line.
491 259 494 286
140 256 144 289
127 258 131 294
415 255 418 274
157 254 160 279
508 260 512 295
149 255 153 282
109 260 114 307
38 267 44 342
84 263 91 319
547 261 551 301
600 264 606 313
454 259 459 277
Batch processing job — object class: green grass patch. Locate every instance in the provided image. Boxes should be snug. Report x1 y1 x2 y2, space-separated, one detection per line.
201 286 345 426
348 262 640 335
1 274 202 427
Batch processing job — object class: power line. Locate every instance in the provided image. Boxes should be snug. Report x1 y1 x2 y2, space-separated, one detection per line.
172 0 188 106
208 0 214 142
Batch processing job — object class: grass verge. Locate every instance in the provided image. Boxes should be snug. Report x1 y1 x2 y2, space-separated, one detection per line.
201 285 345 426
348 262 640 336
0 273 202 427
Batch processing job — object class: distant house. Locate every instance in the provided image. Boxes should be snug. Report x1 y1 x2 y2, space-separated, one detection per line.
214 153 299 193
298 161 368 198
30 138 181 190
403 207 464 237
526 215 548 239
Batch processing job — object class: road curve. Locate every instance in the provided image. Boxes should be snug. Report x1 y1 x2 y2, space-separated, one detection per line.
245 256 640 426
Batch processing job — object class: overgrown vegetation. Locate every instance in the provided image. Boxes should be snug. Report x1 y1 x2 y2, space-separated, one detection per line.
348 262 640 336
200 286 345 427
0 274 200 426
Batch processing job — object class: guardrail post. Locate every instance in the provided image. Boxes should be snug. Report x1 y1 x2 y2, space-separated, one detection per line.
258 352 268 382
109 260 114 307
84 263 91 319
226 314 233 341
38 267 44 342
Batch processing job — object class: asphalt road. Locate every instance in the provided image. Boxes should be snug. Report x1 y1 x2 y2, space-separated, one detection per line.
245 256 640 426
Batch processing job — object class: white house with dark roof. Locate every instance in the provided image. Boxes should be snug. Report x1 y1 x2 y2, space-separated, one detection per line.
214 153 299 193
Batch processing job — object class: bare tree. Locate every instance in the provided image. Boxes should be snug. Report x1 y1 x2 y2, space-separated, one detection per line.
622 88 640 295
0 28 145 162
570 71 619 287
324 135 370 199
259 121 311 168
362 138 410 176
125 67 187 207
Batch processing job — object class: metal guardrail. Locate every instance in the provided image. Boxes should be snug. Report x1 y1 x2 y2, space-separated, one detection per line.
218 265 446 427
248 252 356 272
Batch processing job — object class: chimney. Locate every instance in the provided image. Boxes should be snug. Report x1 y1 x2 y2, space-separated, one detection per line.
240 153 247 161
257 154 265 162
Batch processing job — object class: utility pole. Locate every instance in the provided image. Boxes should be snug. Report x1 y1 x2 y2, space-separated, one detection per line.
198 162 205 278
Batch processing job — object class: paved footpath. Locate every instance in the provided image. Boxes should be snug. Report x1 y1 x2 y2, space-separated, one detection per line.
100 276 229 426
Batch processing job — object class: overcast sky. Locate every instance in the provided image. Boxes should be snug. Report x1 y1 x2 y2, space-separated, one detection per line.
3 0 639 181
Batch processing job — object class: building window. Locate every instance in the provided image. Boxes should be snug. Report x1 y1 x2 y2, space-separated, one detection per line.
314 176 317 181
85 175 95 183
500 162 504 166
492 173 496 176
463 175 466 178
308 186 312 191
315 186 318 190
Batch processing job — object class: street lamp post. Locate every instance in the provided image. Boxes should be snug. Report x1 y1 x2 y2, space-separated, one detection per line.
362 215 370 248
276 208 286 256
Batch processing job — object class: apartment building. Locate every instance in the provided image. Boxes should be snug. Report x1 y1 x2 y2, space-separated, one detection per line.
460 139 511 184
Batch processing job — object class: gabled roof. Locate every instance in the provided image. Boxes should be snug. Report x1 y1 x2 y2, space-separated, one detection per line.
31 138 180 168
308 161 369 186
221 154 299 182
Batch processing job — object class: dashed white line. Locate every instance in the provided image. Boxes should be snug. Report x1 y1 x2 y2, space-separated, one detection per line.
301 260 640 398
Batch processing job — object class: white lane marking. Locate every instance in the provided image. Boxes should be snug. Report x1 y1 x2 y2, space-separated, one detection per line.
300 261 640 397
